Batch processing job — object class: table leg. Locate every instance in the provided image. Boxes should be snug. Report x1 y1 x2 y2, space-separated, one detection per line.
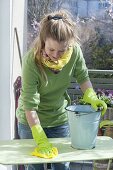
107 159 112 170
93 161 96 170
44 163 48 170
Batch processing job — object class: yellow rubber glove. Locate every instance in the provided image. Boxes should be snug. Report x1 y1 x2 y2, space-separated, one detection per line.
31 124 58 159
83 88 107 115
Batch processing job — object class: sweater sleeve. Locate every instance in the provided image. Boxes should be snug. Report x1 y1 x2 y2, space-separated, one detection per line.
73 44 90 84
20 50 40 110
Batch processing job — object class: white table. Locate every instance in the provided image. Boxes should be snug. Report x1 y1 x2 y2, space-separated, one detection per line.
0 136 113 169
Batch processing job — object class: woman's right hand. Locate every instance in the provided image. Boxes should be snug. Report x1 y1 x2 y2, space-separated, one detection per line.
31 124 58 158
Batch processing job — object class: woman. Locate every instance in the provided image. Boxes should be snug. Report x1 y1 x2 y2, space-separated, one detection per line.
16 10 107 170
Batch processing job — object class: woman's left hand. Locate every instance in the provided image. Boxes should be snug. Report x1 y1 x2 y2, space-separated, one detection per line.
83 88 107 115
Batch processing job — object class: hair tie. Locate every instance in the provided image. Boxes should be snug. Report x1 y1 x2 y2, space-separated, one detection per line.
48 15 62 20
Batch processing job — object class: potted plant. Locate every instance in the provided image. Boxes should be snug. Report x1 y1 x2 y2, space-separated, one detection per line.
77 89 113 170
95 89 113 170
96 89 113 137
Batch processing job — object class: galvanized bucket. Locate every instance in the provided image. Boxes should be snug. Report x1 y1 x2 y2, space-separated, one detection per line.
66 105 101 149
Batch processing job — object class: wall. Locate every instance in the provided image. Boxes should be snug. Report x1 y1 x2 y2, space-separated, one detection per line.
0 0 12 169
10 0 27 142
0 0 27 169
0 0 11 141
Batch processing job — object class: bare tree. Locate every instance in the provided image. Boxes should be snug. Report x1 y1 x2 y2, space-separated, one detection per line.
27 0 53 22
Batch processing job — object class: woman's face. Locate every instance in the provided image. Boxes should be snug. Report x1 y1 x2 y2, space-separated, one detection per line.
44 38 69 62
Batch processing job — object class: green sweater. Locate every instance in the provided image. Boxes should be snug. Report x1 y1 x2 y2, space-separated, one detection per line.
16 44 90 127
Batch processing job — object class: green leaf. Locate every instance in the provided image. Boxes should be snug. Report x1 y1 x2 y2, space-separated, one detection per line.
100 120 113 128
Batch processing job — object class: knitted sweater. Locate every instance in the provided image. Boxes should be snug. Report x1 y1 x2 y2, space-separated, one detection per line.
16 44 90 127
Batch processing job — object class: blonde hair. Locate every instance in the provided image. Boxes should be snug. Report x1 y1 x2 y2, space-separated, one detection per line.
33 10 78 84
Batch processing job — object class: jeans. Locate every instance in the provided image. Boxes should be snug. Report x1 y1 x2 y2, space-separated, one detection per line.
18 122 70 170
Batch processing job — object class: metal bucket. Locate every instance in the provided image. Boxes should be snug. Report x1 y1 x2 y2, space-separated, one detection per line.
66 105 101 149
